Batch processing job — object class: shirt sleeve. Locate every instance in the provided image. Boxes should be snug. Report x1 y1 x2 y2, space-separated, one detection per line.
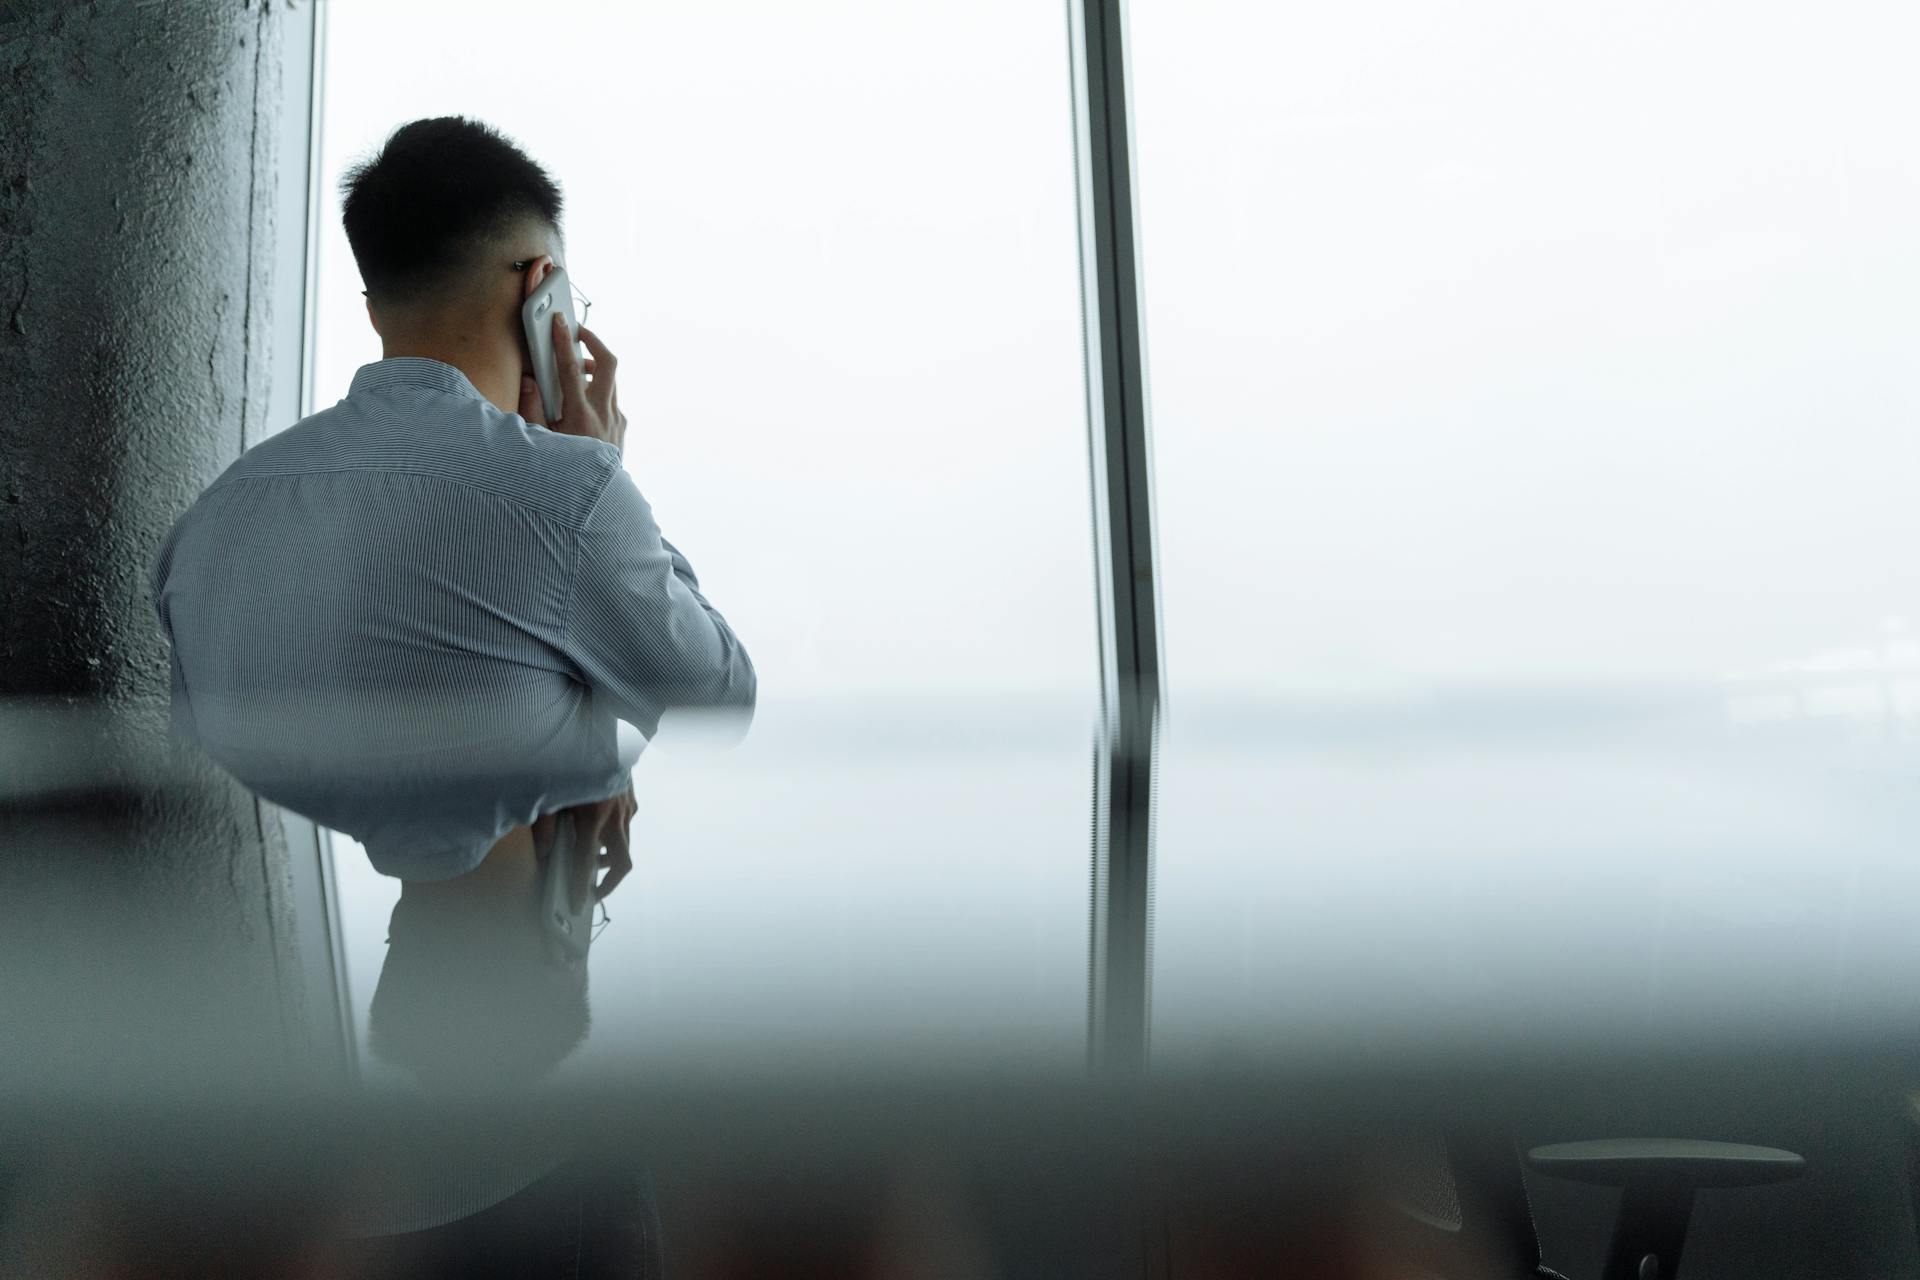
560 466 756 740
149 524 200 747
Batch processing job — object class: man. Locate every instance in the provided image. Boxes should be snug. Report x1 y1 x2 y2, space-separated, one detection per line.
150 115 754 889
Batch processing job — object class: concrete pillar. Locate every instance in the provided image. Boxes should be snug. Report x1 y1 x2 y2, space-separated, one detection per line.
0 1 322 1090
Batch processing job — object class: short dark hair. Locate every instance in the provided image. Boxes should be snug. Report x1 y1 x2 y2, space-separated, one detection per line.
340 116 563 304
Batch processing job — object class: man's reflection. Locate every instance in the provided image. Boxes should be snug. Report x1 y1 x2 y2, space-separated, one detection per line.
366 828 588 1092
364 785 632 1092
334 793 659 1278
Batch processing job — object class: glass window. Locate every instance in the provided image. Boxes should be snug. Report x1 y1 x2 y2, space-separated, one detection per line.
1133 0 1920 1055
314 0 1096 1074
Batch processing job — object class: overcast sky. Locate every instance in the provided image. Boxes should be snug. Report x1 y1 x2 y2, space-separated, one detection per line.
1133 0 1920 694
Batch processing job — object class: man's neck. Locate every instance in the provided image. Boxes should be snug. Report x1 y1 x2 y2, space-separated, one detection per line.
380 335 519 414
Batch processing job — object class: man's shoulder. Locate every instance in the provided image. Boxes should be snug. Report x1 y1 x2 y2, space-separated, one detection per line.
468 404 624 527
214 393 620 529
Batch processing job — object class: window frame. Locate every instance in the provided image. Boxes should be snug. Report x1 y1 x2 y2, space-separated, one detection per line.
1068 0 1162 1074
290 0 1165 1074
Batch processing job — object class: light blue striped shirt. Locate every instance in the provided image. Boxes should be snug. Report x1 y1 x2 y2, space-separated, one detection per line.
151 357 754 880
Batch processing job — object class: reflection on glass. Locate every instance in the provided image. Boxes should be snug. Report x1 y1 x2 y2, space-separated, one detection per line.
363 824 593 1095
1132 0 1920 1055
331 817 671 1258
314 1 1097 1070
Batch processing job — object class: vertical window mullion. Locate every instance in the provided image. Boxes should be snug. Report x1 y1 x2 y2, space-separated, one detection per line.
1069 0 1162 1073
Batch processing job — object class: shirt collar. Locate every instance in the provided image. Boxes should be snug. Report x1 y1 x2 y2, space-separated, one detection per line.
347 357 488 403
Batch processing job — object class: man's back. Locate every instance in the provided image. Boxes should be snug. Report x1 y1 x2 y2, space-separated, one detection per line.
152 357 754 880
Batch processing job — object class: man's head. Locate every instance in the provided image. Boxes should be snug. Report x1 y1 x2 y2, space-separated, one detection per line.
342 115 562 307
340 116 566 408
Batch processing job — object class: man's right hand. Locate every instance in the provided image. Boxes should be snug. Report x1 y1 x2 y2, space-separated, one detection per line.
536 311 627 453
531 784 637 910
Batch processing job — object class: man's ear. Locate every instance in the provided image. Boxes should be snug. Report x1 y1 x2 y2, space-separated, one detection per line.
521 255 555 300
364 293 379 335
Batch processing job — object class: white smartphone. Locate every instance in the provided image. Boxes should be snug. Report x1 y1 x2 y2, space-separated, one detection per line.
539 811 596 964
520 265 580 423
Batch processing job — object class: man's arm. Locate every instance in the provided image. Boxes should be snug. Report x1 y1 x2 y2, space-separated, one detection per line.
149 522 201 747
560 465 755 740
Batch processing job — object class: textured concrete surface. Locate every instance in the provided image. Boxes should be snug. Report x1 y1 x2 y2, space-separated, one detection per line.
0 0 311 1076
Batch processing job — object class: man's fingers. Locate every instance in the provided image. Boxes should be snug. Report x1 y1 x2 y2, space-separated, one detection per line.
595 809 632 902
596 857 631 902
576 325 618 413
576 325 617 376
551 311 587 418
518 374 545 427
